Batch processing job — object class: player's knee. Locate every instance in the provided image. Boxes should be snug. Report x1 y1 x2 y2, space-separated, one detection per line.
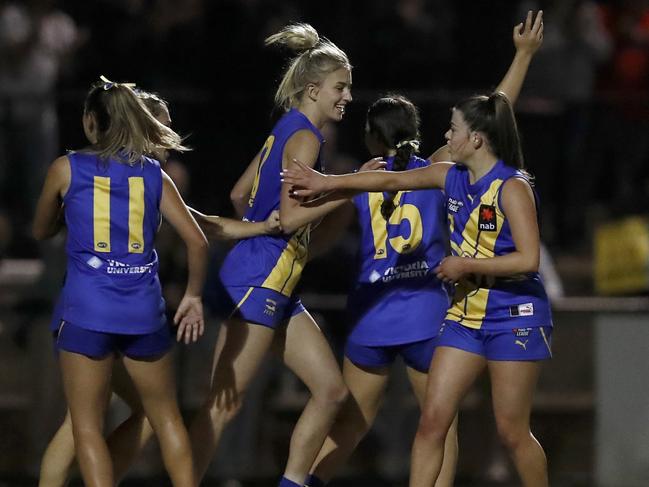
314 380 348 409
495 417 528 451
331 382 349 406
416 406 451 443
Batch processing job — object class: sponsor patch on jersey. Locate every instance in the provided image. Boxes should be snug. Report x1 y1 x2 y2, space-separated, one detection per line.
381 260 430 283
447 197 464 213
478 204 497 231
87 256 103 269
509 303 534 317
106 259 153 274
512 327 533 337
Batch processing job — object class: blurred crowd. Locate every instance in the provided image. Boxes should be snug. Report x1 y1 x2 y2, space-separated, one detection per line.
0 0 648 270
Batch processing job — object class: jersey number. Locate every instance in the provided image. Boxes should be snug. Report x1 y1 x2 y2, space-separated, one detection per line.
248 135 275 207
368 192 423 259
93 176 145 253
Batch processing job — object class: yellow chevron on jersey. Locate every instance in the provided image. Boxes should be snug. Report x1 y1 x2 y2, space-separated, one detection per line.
444 161 552 331
261 224 310 295
445 178 506 328
219 109 325 298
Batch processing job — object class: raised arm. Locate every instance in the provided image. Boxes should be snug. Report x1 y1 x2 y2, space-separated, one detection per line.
32 156 70 240
496 10 544 103
189 207 281 240
160 170 209 343
282 160 452 198
429 10 543 163
435 178 540 283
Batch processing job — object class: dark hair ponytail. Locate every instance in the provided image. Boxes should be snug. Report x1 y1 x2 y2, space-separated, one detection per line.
455 91 525 171
380 139 420 219
366 94 421 220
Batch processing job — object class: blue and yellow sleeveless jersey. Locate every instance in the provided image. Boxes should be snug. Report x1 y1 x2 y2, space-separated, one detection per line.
219 109 325 296
61 152 166 334
346 155 450 346
444 160 552 330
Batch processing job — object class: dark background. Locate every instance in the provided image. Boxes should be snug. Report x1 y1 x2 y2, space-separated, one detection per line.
1 0 648 485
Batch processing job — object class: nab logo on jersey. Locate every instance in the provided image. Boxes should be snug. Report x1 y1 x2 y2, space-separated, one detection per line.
478 205 497 231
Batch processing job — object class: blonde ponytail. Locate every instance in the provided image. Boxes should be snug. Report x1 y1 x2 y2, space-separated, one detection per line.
264 23 319 52
83 77 189 164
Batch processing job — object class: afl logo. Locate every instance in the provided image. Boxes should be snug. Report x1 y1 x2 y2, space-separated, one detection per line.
131 242 142 250
97 242 108 249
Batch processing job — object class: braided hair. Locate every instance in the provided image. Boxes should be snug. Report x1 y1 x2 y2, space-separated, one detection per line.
366 95 421 220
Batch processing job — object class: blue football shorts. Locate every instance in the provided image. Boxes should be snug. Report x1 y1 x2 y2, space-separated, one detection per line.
224 285 306 329
435 320 552 361
345 336 437 373
55 320 173 359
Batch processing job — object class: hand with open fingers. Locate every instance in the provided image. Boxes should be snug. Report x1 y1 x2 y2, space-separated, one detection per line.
434 256 469 284
281 158 328 198
514 10 544 55
265 210 282 234
359 157 386 172
174 295 204 344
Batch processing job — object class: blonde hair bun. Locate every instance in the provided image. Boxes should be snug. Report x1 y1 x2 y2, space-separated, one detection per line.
265 23 319 52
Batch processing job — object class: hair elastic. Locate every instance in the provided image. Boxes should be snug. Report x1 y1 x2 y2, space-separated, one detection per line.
99 75 136 91
395 139 420 151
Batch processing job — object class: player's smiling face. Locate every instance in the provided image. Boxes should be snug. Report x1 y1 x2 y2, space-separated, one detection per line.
315 67 352 122
444 108 472 162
